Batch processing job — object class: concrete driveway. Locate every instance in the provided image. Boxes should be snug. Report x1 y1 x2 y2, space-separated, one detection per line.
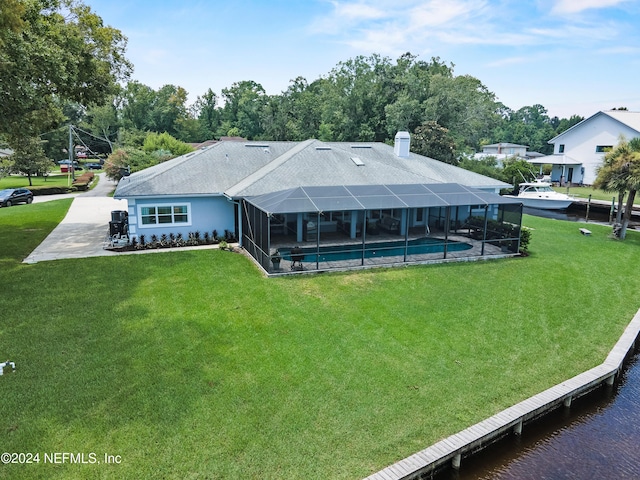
24 173 128 263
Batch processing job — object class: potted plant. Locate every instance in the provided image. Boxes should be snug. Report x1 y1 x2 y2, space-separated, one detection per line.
270 249 282 270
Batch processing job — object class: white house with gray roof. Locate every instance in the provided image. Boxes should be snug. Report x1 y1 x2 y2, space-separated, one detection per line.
528 110 640 185
114 133 522 273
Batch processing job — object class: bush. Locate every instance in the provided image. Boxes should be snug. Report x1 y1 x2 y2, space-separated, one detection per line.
29 186 73 196
519 227 532 255
72 172 95 191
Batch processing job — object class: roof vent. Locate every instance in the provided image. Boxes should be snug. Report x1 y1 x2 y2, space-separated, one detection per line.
350 157 364 166
316 146 331 150
351 145 372 149
245 144 270 148
394 131 411 158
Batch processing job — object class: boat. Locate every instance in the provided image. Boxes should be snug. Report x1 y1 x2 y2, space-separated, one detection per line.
504 181 574 210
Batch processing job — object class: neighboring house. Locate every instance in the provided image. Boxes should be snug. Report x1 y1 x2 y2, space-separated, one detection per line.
0 148 13 158
473 143 542 167
530 110 640 185
480 142 529 157
114 132 521 273
188 140 218 150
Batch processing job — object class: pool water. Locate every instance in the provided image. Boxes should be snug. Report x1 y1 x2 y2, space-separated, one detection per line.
280 237 472 263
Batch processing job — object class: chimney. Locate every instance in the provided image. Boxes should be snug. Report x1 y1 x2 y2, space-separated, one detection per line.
394 131 411 158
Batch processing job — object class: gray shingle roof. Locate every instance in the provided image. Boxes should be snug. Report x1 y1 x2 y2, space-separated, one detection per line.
114 139 510 199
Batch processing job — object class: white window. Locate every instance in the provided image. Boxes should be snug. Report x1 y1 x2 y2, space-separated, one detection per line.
138 203 191 228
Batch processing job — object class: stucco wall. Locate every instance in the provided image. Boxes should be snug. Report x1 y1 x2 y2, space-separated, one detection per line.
125 195 235 241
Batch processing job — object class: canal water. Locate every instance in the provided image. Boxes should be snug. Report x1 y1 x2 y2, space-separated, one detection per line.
440 351 640 479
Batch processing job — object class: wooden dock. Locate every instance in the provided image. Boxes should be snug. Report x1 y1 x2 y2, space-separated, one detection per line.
365 309 640 480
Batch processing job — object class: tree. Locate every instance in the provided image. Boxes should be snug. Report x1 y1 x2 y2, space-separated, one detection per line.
104 149 129 182
8 137 52 186
502 158 536 187
219 81 267 139
594 138 640 239
120 81 157 131
0 157 13 181
83 100 120 153
458 155 504 181
319 54 397 142
423 74 501 153
193 88 220 139
411 121 457 164
104 147 162 181
142 132 194 156
150 84 189 136
0 0 131 143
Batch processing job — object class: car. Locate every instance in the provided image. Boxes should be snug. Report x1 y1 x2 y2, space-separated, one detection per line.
85 163 102 170
0 188 33 207
58 159 80 166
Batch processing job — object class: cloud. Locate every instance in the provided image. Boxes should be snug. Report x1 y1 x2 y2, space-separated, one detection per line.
331 1 388 19
550 0 630 15
310 0 540 52
485 56 530 67
596 45 640 55
306 0 637 71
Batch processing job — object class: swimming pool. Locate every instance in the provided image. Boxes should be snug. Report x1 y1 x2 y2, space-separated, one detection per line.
279 237 472 263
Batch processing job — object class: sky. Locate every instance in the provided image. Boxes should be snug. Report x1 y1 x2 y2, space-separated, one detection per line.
83 0 640 119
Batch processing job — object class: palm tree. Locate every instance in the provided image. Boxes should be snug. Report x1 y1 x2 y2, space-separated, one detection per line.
595 138 640 239
594 142 630 224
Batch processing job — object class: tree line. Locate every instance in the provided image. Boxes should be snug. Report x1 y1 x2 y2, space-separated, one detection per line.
71 54 584 163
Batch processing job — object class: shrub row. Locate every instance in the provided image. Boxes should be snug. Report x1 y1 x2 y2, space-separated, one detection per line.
72 172 95 191
29 186 73 196
113 230 238 251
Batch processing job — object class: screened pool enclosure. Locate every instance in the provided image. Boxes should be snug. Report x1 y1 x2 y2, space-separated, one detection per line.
240 183 523 274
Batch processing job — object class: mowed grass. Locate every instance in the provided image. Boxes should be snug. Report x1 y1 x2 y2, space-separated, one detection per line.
554 184 640 205
0 174 74 190
2 202 640 479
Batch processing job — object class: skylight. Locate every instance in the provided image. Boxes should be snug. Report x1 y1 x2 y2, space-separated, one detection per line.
351 157 364 166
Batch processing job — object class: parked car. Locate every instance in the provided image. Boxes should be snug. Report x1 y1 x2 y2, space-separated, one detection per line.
58 159 80 166
0 188 33 207
85 163 102 170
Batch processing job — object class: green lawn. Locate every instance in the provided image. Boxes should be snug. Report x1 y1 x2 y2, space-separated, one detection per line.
554 185 639 205
0 173 75 189
2 202 640 479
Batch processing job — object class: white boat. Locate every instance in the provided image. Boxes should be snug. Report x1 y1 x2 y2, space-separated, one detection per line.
504 181 574 210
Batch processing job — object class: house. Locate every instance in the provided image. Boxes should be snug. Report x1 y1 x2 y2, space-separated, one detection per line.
530 110 640 185
473 143 543 167
114 132 523 273
479 142 529 157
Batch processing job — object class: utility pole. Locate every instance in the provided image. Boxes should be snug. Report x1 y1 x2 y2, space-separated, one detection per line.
68 124 75 181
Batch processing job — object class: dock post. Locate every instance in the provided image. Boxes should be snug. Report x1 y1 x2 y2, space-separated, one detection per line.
563 396 572 408
606 374 615 386
513 420 523 435
452 453 461 470
585 195 591 222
